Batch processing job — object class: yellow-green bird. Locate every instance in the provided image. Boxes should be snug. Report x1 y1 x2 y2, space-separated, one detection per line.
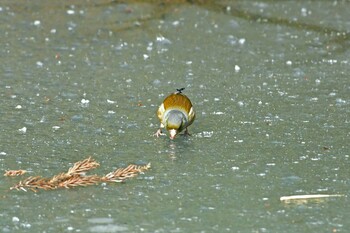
155 88 195 139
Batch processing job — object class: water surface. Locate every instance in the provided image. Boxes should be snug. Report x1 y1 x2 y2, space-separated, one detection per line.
1 1 349 232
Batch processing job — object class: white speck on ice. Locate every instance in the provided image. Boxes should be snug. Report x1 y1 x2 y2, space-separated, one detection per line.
80 99 90 107
125 79 132 83
118 129 125 134
172 20 180 26
147 42 153 51
18 127 27 133
67 9 75 15
50 28 57 34
213 112 224 115
107 99 115 104
89 224 128 232
108 110 115 114
33 20 41 26
12 216 20 222
301 7 311 16
40 116 46 123
143 54 149 60
202 131 213 138
336 98 346 104
156 35 172 44
87 218 114 224
186 61 192 65
301 8 307 16
21 223 31 228
36 61 43 67
81 99 89 104
52 126 60 130
0 152 7 155
286 60 292 65
231 166 240 171
237 101 244 106
325 59 337 64
214 98 220 101
238 38 246 44
152 79 160 85
15 105 22 109
234 65 240 72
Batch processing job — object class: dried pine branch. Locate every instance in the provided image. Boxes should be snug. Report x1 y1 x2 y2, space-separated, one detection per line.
58 174 101 189
10 176 54 192
4 170 27 177
67 157 100 175
102 163 151 182
49 172 71 186
9 157 150 192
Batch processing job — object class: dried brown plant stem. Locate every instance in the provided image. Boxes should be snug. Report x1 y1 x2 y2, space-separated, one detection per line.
102 163 151 183
4 170 27 177
66 157 100 175
9 157 150 192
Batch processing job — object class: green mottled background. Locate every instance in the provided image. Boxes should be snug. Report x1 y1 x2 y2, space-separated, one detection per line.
1 1 349 232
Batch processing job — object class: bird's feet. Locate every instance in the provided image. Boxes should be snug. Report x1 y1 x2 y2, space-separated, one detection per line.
184 128 191 137
154 129 166 137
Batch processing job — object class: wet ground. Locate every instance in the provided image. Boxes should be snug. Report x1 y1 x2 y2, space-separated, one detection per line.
1 1 349 232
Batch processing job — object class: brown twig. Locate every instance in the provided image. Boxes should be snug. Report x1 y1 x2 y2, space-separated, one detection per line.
280 194 344 203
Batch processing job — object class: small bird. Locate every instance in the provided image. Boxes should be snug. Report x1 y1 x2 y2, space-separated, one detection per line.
154 88 195 139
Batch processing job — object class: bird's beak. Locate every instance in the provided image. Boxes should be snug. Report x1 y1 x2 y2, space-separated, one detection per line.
169 129 177 139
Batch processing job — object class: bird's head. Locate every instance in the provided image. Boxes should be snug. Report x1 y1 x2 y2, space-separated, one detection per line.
165 110 187 139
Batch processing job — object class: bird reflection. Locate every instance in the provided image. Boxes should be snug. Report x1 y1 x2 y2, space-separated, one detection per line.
164 139 191 161
168 142 177 160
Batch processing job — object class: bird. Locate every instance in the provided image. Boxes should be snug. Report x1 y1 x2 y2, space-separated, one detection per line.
154 88 195 139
